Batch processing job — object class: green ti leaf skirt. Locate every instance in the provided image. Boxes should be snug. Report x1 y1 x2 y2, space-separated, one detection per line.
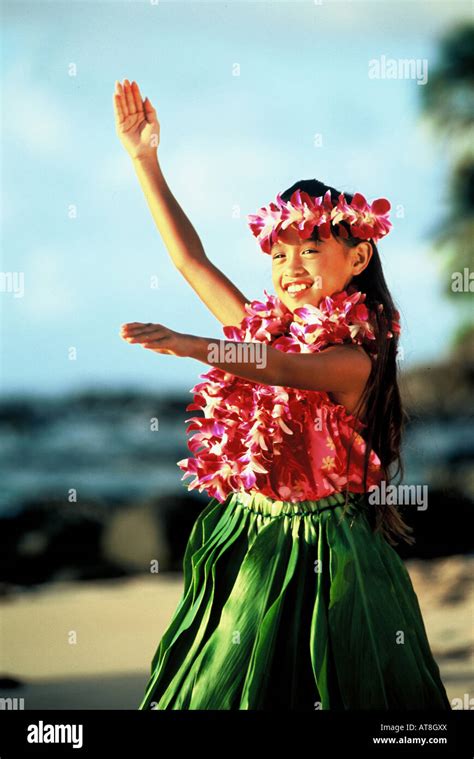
138 490 452 710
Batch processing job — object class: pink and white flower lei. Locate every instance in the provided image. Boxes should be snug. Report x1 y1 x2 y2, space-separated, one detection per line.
177 287 400 503
247 189 392 254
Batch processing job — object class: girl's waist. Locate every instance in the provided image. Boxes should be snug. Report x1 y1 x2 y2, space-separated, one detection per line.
228 489 367 518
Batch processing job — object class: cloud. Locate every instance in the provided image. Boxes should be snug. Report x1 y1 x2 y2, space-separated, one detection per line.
19 247 77 319
96 152 139 191
3 60 74 157
243 0 471 39
166 138 291 214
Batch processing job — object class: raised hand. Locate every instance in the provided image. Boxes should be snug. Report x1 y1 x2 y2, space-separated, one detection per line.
113 79 160 160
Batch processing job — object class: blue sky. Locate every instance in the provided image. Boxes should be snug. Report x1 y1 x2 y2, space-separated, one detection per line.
1 0 471 397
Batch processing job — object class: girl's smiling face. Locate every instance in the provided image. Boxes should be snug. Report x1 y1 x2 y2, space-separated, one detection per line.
271 225 373 311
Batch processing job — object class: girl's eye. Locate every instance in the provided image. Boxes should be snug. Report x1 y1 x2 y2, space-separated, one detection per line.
273 249 319 260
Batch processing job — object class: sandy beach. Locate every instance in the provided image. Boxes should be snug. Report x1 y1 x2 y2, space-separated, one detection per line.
1 555 472 710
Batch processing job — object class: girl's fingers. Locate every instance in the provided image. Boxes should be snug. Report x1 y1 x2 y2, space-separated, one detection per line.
144 96 156 123
123 79 137 115
120 324 171 345
126 331 168 343
120 321 153 330
113 93 124 123
131 81 145 114
115 81 128 118
120 322 160 335
119 322 176 355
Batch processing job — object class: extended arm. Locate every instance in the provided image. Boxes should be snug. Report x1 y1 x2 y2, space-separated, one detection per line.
121 322 373 412
188 338 372 394
132 154 251 326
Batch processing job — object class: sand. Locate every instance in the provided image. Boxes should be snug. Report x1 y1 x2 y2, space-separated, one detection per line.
0 556 472 709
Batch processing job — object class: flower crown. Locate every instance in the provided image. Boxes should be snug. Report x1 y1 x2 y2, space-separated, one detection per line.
247 188 392 254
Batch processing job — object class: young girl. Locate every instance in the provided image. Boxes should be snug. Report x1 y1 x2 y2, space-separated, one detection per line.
114 79 451 711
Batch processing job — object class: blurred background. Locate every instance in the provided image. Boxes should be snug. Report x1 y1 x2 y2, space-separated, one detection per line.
1 0 473 709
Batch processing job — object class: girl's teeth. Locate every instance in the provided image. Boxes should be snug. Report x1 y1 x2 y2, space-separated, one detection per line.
287 283 311 294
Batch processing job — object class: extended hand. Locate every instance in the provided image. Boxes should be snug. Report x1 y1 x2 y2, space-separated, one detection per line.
113 79 160 160
120 322 193 357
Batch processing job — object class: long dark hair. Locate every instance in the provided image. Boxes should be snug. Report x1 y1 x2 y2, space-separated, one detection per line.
280 179 414 546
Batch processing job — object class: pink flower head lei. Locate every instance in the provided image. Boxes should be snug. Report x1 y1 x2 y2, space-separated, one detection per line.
246 185 399 342
247 188 392 254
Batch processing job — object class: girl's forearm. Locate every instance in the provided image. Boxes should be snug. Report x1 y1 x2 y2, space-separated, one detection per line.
185 336 368 394
131 153 207 271
188 336 285 387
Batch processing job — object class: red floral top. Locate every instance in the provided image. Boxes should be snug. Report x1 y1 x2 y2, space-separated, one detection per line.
177 287 398 504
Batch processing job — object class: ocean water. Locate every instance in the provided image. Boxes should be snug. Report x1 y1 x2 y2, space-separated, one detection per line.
0 393 473 516
0 393 193 516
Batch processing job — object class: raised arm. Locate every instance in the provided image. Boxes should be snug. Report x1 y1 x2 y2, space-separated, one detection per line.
113 79 250 327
